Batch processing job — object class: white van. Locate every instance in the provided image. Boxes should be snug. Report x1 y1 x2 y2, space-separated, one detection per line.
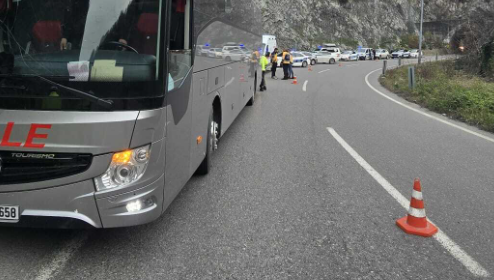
262 34 277 55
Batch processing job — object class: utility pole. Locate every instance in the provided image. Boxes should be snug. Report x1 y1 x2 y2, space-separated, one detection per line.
418 0 424 64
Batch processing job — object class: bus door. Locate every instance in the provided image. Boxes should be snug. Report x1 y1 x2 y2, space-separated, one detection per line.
163 0 194 208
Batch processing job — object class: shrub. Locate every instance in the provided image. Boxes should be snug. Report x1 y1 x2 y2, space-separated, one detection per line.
380 60 494 133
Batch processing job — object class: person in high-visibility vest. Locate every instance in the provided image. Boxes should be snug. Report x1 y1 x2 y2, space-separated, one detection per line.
281 49 291 80
271 48 278 79
260 52 269 91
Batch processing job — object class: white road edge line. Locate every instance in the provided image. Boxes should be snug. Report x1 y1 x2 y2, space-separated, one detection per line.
326 127 490 278
303 80 308 92
35 233 88 280
318 69 331 74
365 69 494 144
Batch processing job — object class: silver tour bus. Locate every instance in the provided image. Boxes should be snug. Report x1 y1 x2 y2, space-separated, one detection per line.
0 0 261 228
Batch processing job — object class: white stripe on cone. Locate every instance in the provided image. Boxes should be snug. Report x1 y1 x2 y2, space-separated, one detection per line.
412 190 423 200
408 207 427 218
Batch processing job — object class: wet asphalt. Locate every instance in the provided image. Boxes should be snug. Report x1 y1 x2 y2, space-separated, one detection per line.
1 58 493 280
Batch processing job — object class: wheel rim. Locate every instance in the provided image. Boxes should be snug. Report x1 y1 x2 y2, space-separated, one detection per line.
210 120 219 151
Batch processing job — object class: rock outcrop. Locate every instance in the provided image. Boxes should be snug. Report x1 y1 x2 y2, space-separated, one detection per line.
257 0 493 49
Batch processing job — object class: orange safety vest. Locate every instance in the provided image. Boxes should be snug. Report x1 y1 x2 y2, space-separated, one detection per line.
282 52 292 64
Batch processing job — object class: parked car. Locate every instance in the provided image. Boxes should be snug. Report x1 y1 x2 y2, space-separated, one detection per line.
300 51 317 65
356 48 374 60
223 49 246 61
321 47 342 58
222 45 241 56
291 52 309 67
196 45 210 56
375 49 390 59
341 50 358 61
402 50 411 58
208 48 223 58
392 50 405 59
314 51 340 64
409 49 422 58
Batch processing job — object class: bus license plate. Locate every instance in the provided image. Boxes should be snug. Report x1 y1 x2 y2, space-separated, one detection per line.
0 206 19 221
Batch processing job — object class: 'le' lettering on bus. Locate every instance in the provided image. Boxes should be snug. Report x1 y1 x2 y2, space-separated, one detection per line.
0 122 52 149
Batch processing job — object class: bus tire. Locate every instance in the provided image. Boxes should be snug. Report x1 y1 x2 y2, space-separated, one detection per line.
196 108 218 175
247 73 256 106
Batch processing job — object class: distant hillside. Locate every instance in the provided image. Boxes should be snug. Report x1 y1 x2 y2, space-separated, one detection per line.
258 0 493 49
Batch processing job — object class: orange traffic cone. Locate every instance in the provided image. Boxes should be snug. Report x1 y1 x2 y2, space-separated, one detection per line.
240 74 245 82
339 63 342 67
308 64 313 71
396 179 438 237
292 76 298 85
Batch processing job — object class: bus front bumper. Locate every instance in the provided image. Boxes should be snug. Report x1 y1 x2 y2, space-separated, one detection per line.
0 175 164 228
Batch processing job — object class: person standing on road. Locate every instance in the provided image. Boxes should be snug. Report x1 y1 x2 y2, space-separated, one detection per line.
282 49 291 80
287 50 295 79
249 49 259 77
260 52 269 91
281 49 288 80
271 48 278 79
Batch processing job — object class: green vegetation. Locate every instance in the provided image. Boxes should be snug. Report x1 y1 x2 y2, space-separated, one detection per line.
337 37 359 49
380 60 494 132
399 34 419 49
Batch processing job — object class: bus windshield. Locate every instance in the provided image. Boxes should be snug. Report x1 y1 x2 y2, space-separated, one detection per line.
0 0 163 111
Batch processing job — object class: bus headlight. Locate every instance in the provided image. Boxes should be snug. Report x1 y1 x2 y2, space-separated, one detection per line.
95 145 151 191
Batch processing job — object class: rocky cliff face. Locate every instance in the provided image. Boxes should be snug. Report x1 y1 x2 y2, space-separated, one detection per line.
258 0 493 49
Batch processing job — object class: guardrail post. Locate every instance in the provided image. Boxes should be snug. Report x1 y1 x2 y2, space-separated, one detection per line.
408 66 416 90
398 58 402 66
382 60 387 75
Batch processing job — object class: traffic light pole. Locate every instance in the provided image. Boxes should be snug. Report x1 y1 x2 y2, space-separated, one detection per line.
418 0 424 64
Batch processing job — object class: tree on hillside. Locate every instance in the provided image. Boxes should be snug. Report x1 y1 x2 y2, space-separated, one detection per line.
451 6 494 76
400 34 419 49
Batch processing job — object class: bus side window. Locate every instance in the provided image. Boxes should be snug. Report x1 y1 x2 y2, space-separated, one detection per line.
168 0 191 91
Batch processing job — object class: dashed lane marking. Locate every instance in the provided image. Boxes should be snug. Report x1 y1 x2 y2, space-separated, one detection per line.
318 69 331 74
303 80 308 92
326 127 490 278
35 233 88 280
365 69 494 144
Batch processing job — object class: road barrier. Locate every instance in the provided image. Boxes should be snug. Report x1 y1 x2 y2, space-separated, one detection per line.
396 179 438 237
382 60 387 75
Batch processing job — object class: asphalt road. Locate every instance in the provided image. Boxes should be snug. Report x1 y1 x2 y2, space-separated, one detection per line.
1 57 493 280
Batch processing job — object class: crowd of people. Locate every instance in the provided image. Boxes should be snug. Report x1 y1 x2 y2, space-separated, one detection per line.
258 48 297 92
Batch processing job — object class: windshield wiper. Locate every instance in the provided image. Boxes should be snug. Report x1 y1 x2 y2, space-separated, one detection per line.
0 74 113 108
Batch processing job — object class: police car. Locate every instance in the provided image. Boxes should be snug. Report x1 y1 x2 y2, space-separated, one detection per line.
341 50 358 61
276 52 309 67
292 52 310 67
